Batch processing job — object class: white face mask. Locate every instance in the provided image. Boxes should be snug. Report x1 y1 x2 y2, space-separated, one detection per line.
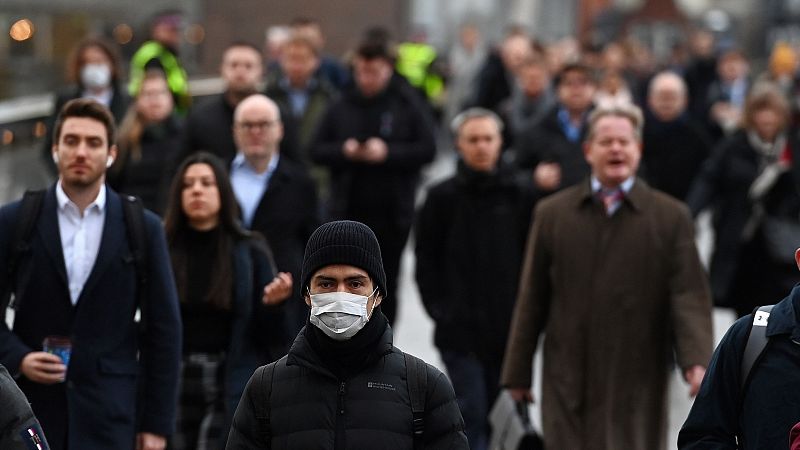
81 64 111 89
309 289 377 341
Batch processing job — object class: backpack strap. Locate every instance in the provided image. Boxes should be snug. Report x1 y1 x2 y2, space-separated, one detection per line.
740 304 775 390
404 351 427 450
255 361 277 445
2 190 46 312
120 195 148 331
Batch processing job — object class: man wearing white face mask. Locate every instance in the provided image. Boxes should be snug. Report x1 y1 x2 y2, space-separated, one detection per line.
227 220 468 449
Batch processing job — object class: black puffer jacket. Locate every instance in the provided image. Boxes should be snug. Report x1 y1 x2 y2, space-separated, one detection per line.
226 316 468 449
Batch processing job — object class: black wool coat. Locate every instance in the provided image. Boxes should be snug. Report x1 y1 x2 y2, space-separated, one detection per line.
247 156 320 339
512 105 591 194
310 78 436 224
415 162 535 365
640 112 712 201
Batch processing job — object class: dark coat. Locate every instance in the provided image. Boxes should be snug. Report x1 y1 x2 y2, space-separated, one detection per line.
226 323 468 449
471 50 513 112
222 239 284 429
0 186 182 450
181 94 299 166
687 129 800 312
265 77 338 162
415 162 534 366
501 179 713 450
247 157 320 339
513 105 591 193
107 115 184 215
678 285 800 449
310 78 436 223
640 112 712 201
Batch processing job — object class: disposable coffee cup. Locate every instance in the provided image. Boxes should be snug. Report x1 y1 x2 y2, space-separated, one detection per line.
42 336 71 380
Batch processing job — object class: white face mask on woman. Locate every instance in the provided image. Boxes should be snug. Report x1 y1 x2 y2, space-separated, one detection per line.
81 63 112 90
309 289 378 341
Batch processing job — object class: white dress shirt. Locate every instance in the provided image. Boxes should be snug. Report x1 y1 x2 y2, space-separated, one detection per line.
230 153 279 227
56 182 107 305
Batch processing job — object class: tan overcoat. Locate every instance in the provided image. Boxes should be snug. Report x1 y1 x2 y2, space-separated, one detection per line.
501 179 713 450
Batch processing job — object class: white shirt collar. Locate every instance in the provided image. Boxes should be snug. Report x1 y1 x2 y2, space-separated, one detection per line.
591 176 635 194
232 152 280 175
56 181 107 213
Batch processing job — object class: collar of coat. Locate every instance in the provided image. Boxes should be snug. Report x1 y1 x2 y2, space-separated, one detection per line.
576 176 647 213
765 285 800 342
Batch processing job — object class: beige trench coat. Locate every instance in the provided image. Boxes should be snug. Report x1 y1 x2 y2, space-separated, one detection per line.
501 179 713 450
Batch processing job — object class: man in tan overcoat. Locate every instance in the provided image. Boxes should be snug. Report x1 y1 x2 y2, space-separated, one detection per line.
501 103 713 450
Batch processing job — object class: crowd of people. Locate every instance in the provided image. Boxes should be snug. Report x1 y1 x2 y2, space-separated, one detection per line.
2 6 800 450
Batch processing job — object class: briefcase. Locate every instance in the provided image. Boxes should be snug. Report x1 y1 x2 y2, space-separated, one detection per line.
488 390 544 450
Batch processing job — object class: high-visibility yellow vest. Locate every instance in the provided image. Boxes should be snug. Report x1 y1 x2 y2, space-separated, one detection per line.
396 42 444 102
129 41 190 112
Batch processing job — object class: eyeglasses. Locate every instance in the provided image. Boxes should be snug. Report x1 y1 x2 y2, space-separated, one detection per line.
236 120 279 131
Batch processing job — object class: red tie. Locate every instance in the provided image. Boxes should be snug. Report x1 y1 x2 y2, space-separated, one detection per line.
599 189 624 215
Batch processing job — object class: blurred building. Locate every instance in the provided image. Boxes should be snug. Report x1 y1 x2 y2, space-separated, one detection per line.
0 0 788 100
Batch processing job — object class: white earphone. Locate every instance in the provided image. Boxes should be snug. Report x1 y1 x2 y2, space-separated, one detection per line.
52 153 59 165
106 156 115 168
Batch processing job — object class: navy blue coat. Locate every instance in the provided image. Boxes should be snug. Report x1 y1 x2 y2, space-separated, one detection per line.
678 285 800 449
0 186 182 450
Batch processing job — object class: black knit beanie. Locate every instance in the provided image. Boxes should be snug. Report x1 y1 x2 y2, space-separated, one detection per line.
301 220 387 298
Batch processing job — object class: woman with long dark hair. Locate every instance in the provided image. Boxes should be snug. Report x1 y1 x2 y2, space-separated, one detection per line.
164 152 290 449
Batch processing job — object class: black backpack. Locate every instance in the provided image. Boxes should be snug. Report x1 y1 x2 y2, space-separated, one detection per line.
740 305 775 391
1 190 149 328
253 351 428 449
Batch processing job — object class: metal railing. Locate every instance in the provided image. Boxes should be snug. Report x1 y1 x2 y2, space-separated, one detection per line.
0 76 226 150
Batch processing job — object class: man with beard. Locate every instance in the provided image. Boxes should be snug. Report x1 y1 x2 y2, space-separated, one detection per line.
0 99 182 450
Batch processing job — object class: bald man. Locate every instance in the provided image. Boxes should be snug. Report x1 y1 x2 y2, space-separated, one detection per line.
641 71 712 200
230 94 320 345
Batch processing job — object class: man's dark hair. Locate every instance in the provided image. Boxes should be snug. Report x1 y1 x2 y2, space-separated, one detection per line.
224 40 262 56
52 98 116 147
149 8 183 28
555 62 596 86
289 17 319 28
355 37 396 63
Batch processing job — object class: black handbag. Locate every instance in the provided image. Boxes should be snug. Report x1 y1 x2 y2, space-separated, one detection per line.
488 390 544 450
